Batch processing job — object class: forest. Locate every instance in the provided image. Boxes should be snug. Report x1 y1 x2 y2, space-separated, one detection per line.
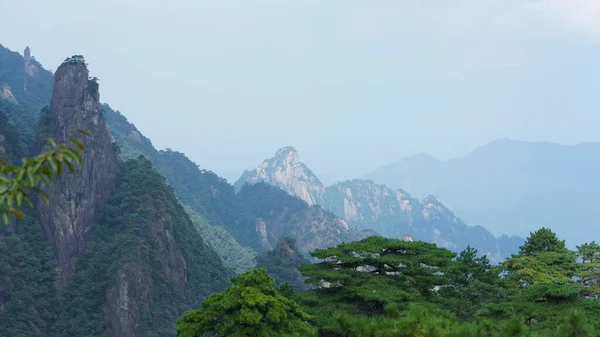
178 229 600 336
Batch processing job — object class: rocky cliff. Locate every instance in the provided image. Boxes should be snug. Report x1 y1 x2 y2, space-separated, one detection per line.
36 57 118 287
237 148 522 262
234 146 326 206
56 157 231 337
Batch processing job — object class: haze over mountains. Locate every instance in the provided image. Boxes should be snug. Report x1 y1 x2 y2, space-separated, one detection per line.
1 40 600 335
234 146 522 262
364 139 600 247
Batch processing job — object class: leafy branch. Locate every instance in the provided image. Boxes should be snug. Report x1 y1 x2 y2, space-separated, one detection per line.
0 129 89 224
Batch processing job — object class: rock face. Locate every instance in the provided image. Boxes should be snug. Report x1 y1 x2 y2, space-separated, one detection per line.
37 59 118 287
1 85 18 104
238 182 368 256
234 146 325 206
237 148 523 262
23 46 39 86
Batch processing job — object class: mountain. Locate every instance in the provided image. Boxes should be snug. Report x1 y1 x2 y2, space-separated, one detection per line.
103 105 369 259
36 57 119 287
0 47 232 336
236 147 522 262
238 182 367 255
364 139 600 246
56 157 230 337
0 45 53 150
233 146 325 205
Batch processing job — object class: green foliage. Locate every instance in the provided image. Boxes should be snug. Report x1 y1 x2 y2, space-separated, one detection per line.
55 157 231 336
184 204 256 274
0 110 21 162
0 131 87 223
300 236 455 313
63 55 86 65
0 207 59 336
576 241 600 298
103 105 261 251
438 246 505 319
503 228 578 287
177 269 316 337
520 227 568 256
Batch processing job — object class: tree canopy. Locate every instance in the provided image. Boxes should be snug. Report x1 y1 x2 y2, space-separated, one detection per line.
176 268 315 337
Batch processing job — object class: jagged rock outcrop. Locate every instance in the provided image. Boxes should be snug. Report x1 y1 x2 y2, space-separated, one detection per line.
37 58 118 287
234 146 325 206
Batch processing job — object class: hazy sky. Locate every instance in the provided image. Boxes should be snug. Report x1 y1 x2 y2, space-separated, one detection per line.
1 0 600 183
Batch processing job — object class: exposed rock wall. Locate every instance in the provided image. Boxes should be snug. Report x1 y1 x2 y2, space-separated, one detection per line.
37 60 118 287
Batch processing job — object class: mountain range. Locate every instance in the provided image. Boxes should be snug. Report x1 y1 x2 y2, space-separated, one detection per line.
2 41 591 336
0 44 369 336
364 139 600 247
234 146 522 263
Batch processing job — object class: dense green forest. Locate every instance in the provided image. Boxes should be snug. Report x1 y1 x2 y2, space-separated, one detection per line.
54 157 232 336
178 228 600 336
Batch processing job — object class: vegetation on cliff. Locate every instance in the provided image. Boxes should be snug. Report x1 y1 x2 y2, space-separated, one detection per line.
56 157 232 336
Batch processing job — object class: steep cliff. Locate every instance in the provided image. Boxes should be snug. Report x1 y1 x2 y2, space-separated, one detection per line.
234 146 326 206
36 57 118 287
56 157 231 337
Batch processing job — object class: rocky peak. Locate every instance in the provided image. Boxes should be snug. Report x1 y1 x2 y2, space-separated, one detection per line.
37 56 118 288
24 46 31 62
23 46 38 79
234 146 325 206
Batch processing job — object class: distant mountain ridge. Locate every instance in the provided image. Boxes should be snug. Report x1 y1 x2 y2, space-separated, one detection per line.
364 138 600 246
235 146 522 262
